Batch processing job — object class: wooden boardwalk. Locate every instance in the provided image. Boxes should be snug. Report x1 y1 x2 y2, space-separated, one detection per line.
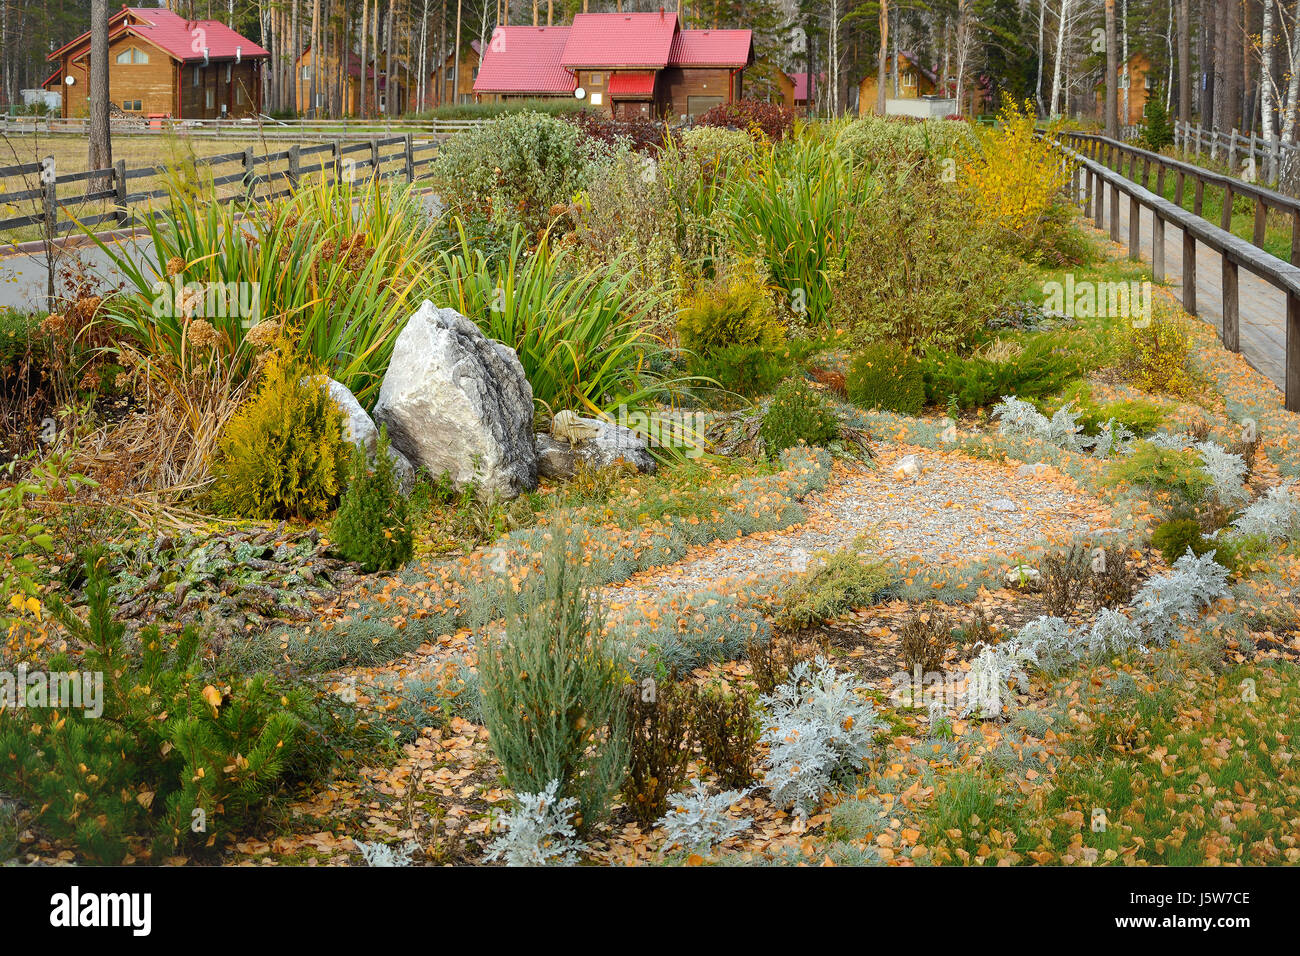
1080 183 1288 391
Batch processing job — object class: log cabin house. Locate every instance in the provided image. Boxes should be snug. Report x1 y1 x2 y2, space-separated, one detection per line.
294 47 409 116
43 6 268 120
472 10 752 121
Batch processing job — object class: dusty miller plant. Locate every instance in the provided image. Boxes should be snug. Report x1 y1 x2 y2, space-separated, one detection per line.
657 779 753 852
1195 442 1248 508
1229 480 1298 541
354 839 419 867
485 780 587 867
760 658 880 818
961 639 1037 719
1129 550 1230 646
992 396 1091 452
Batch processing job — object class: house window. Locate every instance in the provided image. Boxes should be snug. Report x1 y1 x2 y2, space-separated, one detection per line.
687 95 723 118
590 92 603 106
193 66 201 85
121 99 142 111
116 47 148 65
301 65 311 80
1144 74 1154 90
205 88 214 109
901 71 916 88
589 72 603 86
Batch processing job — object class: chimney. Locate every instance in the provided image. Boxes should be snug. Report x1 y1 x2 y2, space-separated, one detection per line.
660 6 665 20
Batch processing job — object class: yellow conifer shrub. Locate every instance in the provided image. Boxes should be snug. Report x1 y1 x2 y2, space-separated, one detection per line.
209 350 349 520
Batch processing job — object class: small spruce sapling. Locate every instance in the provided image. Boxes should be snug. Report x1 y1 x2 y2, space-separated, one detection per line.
332 427 414 573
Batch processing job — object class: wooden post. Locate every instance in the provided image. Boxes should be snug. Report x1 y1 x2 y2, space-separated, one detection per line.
1195 123 1203 157
1221 184 1234 231
242 147 256 199
370 137 380 180
1193 177 1205 216
1291 208 1300 267
1253 198 1267 248
1129 195 1141 260
404 133 415 182
1086 169 1095 219
114 159 127 226
1182 230 1197 316
1096 174 1106 224
1288 291 1300 412
332 140 343 185
1156 163 1166 198
1175 169 1185 206
1141 156 1150 188
1227 127 1238 173
1153 213 1165 281
1222 256 1240 352
1110 181 1121 242
287 144 301 192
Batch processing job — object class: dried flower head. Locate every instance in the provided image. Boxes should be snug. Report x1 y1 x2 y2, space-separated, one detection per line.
165 256 187 276
244 320 280 350
187 319 220 350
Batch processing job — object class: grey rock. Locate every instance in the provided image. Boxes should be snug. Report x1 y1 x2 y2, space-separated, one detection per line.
374 301 537 498
987 497 1019 513
534 416 657 480
311 375 416 494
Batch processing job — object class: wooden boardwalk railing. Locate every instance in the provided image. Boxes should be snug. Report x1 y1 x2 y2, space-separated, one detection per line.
1063 130 1300 264
0 133 439 239
1052 135 1300 411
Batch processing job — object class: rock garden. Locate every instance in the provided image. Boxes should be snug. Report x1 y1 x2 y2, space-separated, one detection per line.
2 103 1297 868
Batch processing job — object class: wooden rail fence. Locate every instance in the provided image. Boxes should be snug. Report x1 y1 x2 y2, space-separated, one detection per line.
1052 133 1300 411
0 133 439 240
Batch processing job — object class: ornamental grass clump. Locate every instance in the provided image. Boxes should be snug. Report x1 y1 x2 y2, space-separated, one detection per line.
478 530 628 830
208 350 350 520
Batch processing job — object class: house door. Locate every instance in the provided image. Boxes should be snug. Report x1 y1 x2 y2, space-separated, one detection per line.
686 95 723 119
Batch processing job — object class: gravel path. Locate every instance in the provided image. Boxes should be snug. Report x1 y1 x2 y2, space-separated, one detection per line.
604 442 1115 611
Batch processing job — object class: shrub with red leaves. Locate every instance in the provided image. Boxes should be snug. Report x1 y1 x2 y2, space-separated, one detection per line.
564 111 676 155
696 100 797 141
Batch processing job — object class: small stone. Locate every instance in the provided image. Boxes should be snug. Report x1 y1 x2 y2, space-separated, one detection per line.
987 497 1018 513
1006 565 1040 587
894 454 922 480
1016 462 1050 478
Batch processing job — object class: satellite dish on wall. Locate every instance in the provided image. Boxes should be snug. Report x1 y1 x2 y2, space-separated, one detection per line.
574 87 586 100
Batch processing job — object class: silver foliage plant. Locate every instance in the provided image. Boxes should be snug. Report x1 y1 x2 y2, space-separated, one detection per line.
485 780 587 867
760 658 881 818
991 396 1133 458
354 839 419 867
1129 550 1230 646
961 639 1037 719
1195 442 1249 508
657 779 753 852
1229 480 1299 541
992 397 1091 452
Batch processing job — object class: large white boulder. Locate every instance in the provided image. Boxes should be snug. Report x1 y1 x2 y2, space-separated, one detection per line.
374 302 537 498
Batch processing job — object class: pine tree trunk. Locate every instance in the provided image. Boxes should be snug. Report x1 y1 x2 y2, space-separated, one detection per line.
876 0 888 115
88 0 112 188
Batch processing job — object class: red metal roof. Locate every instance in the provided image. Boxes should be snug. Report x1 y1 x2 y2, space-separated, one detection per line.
788 71 825 101
667 29 752 68
561 12 678 68
474 26 576 94
49 7 268 63
607 71 656 98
